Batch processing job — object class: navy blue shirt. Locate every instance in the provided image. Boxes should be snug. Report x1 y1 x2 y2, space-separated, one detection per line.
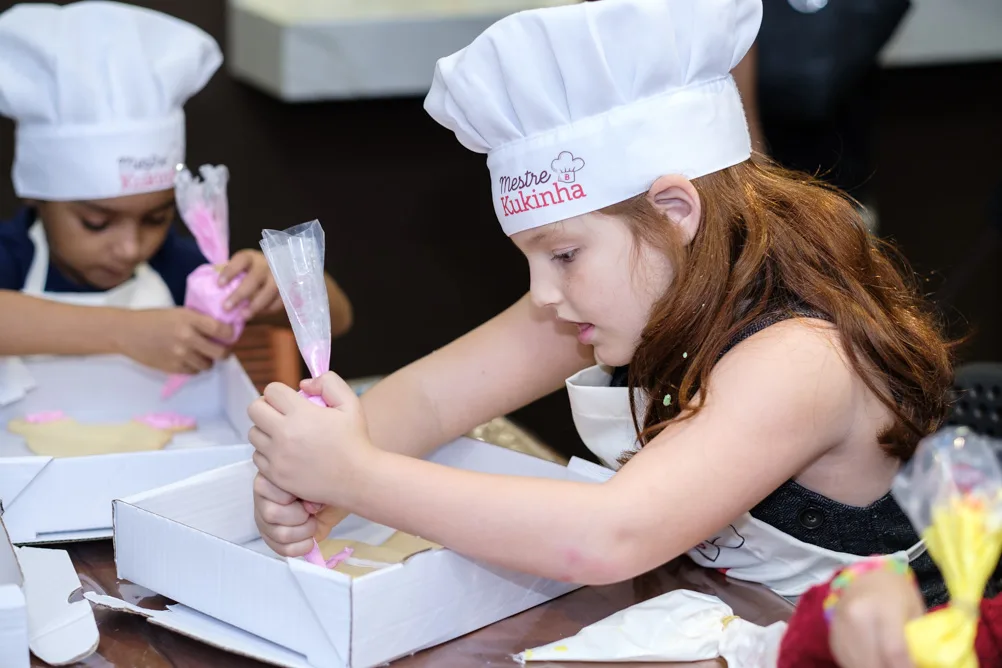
0 207 206 306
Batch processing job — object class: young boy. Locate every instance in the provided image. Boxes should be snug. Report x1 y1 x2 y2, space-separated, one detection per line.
0 2 352 376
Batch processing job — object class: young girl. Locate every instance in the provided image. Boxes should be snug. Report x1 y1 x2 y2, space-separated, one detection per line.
0 2 352 376
247 0 955 604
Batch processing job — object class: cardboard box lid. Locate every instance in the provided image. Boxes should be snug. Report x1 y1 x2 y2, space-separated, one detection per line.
0 514 98 666
18 546 99 665
86 594 311 668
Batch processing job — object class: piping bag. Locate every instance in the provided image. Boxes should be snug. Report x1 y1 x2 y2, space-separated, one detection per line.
259 220 334 568
894 426 1002 668
162 165 246 399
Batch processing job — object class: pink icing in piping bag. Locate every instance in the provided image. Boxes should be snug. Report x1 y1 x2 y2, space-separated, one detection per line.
259 221 334 541
162 166 246 399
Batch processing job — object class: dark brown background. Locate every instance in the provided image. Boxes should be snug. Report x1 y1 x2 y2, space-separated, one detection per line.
2 1 999 460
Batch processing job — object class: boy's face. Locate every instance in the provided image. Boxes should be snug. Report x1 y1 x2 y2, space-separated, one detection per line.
35 189 177 290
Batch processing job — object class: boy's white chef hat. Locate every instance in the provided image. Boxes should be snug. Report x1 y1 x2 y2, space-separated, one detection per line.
425 0 762 236
0 1 222 201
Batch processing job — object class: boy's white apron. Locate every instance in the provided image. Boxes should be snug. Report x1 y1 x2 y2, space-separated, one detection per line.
0 221 174 405
566 364 920 598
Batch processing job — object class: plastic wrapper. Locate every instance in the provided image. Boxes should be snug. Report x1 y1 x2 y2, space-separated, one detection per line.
259 220 332 567
162 165 246 399
516 590 786 666
893 426 1002 668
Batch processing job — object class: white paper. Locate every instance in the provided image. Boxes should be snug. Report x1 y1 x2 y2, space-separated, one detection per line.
517 589 786 667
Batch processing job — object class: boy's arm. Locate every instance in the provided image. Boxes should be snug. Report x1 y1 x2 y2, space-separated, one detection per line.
253 272 353 337
324 273 352 337
0 289 127 357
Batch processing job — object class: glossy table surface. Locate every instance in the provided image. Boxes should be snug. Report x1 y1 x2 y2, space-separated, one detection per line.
35 541 793 668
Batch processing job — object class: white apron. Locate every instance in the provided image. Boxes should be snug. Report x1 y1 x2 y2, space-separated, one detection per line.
566 365 922 598
0 221 175 405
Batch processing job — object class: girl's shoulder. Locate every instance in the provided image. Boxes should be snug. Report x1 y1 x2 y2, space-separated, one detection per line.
707 315 863 446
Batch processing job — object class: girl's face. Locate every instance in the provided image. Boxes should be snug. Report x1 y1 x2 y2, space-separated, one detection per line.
512 211 674 367
35 189 177 290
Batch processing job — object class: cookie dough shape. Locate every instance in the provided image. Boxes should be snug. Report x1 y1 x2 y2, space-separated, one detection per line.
8 416 196 458
318 531 441 578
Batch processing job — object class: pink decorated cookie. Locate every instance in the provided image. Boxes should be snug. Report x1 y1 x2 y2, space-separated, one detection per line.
24 410 67 424
134 412 197 432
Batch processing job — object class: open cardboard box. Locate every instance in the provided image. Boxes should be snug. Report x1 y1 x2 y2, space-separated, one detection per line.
0 512 98 666
90 438 610 668
0 355 256 545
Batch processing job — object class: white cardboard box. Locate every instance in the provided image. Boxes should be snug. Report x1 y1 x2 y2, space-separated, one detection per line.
0 355 256 545
0 514 99 666
226 0 1002 104
96 438 608 668
0 516 27 668
226 0 575 101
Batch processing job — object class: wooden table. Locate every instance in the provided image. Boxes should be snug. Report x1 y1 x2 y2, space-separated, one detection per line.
34 541 793 668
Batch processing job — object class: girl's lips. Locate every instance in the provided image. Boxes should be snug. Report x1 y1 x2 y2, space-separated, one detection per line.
575 323 595 344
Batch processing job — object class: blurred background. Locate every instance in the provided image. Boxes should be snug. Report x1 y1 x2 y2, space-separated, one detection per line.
1 0 1000 460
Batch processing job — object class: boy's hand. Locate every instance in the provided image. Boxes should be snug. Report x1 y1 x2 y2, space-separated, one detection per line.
119 308 234 374
830 568 925 668
218 249 283 320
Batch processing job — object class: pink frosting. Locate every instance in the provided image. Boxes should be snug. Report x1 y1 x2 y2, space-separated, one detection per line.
135 412 197 430
302 542 354 570
300 340 330 379
303 540 327 567
24 410 67 424
185 265 249 332
161 265 249 399
325 547 354 569
298 390 327 407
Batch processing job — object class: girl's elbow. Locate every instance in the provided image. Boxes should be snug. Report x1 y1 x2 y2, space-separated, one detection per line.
561 532 676 586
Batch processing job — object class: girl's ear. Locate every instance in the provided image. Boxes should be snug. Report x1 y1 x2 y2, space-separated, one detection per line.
646 175 702 245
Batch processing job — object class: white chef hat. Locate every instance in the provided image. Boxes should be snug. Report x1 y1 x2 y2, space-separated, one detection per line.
0 1 222 201
425 0 762 236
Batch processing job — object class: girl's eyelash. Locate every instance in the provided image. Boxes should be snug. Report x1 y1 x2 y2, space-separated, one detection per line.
552 249 578 263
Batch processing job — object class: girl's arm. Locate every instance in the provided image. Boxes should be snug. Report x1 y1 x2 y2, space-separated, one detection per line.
321 319 858 583
355 292 594 459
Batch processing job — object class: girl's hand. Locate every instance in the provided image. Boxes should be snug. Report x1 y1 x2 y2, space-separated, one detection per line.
218 249 283 320
253 473 318 557
253 475 353 557
829 568 925 668
248 372 375 508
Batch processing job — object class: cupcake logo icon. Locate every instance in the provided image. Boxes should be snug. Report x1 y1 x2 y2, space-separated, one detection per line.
551 151 585 184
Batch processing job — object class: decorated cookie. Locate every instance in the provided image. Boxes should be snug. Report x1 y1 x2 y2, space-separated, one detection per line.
8 412 197 458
